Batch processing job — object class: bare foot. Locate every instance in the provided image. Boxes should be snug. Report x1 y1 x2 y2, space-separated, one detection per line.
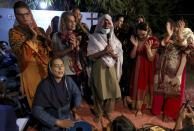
106 114 114 122
147 105 152 110
94 115 102 123
163 115 173 122
126 96 133 104
123 97 128 108
136 110 143 118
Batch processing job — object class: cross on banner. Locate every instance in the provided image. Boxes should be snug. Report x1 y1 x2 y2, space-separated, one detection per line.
87 12 98 26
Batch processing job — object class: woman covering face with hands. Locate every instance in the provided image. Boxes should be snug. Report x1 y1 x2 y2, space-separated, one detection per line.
152 16 194 122
129 22 159 117
163 19 186 46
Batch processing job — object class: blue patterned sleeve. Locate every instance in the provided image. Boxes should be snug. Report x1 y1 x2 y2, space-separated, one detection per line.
67 76 82 107
32 106 57 128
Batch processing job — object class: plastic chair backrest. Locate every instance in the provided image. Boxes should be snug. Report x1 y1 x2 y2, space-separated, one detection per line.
0 105 19 131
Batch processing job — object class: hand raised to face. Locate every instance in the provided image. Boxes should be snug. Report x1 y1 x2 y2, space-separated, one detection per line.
46 25 53 38
166 22 174 37
26 25 37 40
177 20 185 30
177 20 185 39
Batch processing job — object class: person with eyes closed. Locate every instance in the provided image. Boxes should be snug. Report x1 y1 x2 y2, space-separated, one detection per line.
32 57 82 131
9 1 52 109
52 12 83 89
129 22 159 117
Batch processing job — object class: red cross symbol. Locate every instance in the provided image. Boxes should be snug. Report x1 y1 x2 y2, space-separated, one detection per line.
87 12 98 26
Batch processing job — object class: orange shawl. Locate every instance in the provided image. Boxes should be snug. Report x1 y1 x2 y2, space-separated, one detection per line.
9 9 52 78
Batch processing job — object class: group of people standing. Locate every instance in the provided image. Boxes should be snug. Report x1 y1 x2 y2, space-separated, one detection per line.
6 1 194 130
113 14 194 123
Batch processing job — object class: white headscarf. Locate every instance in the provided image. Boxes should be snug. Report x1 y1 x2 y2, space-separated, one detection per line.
87 14 123 81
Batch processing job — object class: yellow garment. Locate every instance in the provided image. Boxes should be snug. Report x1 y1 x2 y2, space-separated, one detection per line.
9 26 51 108
20 60 42 108
150 126 166 131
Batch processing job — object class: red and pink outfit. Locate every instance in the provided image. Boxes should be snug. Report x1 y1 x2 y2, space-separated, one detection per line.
152 28 194 119
130 36 159 110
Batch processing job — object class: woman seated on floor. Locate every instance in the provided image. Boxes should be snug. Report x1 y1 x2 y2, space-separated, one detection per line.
32 57 82 131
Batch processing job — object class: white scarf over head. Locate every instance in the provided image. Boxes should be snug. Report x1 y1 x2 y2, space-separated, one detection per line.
87 14 123 81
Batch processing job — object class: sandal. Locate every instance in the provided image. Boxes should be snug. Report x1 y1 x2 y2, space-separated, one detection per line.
104 113 114 122
135 110 143 118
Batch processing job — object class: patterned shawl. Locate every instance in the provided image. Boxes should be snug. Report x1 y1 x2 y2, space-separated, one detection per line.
153 28 194 97
9 7 51 77
57 32 82 76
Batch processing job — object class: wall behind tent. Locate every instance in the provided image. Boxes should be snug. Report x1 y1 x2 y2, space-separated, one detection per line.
0 8 98 43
